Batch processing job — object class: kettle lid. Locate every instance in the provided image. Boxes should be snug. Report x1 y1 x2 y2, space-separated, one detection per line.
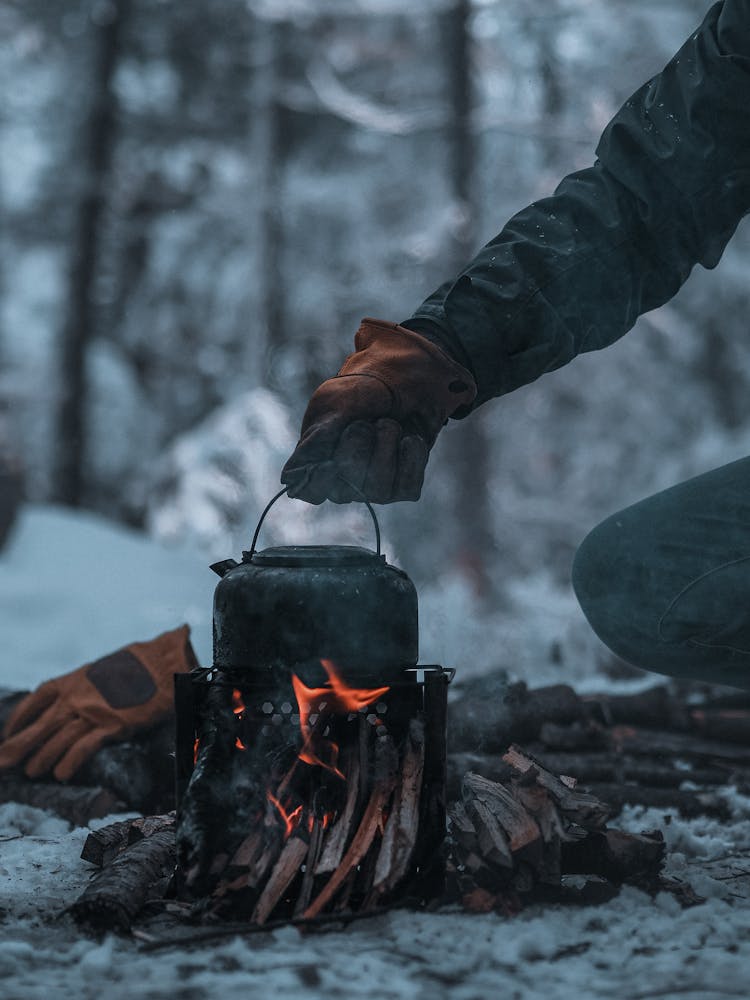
244 544 384 568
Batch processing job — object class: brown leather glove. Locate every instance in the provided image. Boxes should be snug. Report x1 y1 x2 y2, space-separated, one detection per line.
281 318 477 503
0 625 198 781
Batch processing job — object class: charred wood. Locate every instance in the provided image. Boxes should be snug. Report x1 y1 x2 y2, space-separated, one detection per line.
252 832 309 925
315 744 360 876
303 735 398 919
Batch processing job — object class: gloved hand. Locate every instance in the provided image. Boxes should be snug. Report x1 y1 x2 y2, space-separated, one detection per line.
281 317 477 503
0 625 197 781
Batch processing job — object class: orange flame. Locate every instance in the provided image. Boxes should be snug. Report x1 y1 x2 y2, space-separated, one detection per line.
193 738 200 765
267 791 303 839
232 689 245 716
235 737 248 751
291 660 388 778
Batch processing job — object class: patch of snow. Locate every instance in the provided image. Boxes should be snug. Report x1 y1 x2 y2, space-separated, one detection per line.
0 504 214 686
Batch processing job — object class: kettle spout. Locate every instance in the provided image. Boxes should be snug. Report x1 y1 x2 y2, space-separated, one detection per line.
210 558 239 578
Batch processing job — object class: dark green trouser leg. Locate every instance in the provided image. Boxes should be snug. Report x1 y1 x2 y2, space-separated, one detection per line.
571 456 750 690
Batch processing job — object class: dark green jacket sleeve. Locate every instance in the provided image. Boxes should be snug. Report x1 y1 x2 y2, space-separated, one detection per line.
406 0 750 411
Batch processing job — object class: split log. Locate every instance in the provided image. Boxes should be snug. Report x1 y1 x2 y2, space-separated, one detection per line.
502 746 611 831
252 832 309 925
76 723 175 814
0 777 124 827
70 828 175 933
315 745 361 876
303 735 398 919
371 718 425 897
229 830 264 870
294 819 324 918
463 772 541 861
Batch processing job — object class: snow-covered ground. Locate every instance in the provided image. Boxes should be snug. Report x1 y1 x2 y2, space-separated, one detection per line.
2 505 750 1000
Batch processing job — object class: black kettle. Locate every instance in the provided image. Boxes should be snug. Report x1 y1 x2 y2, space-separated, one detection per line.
210 489 418 686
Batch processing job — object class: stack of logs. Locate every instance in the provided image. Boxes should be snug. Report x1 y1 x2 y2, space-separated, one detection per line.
70 744 669 937
448 676 750 821
4 677 750 936
449 746 665 914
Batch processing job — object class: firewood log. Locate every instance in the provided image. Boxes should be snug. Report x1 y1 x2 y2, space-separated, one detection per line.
80 819 135 868
502 746 611 831
610 726 750 764
0 777 124 827
315 744 360 876
252 832 309 925
450 680 584 754
372 718 425 896
582 782 732 820
583 686 689 731
462 772 541 855
70 829 175 932
303 735 398 919
294 819 324 918
80 814 175 868
561 829 665 884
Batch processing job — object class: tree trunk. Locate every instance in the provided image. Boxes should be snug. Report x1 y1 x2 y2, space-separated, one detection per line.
442 0 495 598
54 1 129 506
251 15 290 392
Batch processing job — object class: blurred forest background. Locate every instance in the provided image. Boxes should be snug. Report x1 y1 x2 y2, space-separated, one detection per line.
1 0 749 679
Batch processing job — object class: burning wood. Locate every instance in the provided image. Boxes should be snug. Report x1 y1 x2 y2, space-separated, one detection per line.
174 660 435 926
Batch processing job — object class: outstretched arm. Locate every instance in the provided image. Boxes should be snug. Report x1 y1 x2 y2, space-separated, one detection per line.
283 0 750 504
405 0 750 410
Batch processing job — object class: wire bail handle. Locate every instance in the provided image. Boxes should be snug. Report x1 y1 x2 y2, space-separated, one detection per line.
248 478 382 560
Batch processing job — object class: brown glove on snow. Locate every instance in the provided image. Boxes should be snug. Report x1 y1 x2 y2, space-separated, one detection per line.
0 625 197 781
281 318 477 503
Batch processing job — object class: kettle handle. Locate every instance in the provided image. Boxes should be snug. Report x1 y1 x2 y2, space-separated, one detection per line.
247 477 382 559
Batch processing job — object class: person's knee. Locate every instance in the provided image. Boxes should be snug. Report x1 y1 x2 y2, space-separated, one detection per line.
571 515 649 664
